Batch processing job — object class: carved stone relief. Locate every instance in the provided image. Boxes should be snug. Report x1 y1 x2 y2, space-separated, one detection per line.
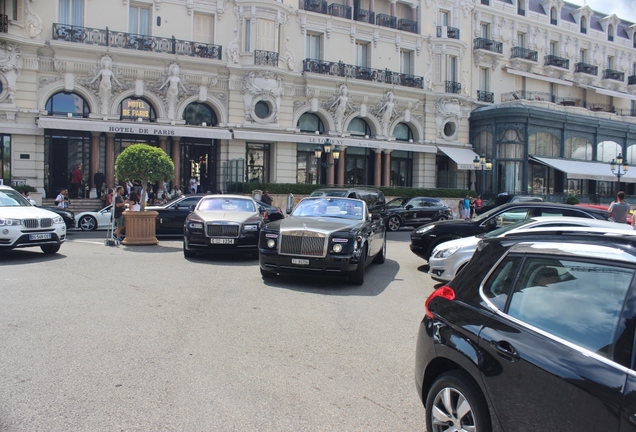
241 71 283 124
0 42 21 104
24 0 43 38
435 97 462 140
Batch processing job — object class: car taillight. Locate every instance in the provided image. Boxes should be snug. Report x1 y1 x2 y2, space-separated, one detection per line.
425 286 456 318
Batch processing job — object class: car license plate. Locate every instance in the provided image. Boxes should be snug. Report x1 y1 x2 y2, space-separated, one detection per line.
210 238 234 244
29 233 51 241
292 258 309 265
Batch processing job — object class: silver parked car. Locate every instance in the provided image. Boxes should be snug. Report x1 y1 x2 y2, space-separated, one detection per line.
428 216 632 282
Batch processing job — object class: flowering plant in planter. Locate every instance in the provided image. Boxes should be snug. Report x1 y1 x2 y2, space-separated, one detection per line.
115 144 174 211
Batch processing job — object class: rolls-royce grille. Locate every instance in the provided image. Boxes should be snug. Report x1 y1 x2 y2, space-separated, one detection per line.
207 224 239 237
23 219 52 228
280 231 326 257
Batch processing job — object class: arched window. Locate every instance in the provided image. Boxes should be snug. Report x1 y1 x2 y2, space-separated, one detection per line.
608 24 614 41
580 16 587 34
528 132 560 157
597 141 622 162
565 137 592 160
45 92 90 118
517 0 525 15
347 118 371 136
119 97 156 122
474 130 494 158
297 113 324 133
183 102 218 126
393 123 413 142
550 7 557 25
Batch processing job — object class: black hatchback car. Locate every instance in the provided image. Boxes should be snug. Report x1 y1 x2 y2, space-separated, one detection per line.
410 202 610 261
416 228 636 431
385 197 452 231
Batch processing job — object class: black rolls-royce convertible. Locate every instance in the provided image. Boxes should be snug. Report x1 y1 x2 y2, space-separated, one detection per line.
258 197 386 285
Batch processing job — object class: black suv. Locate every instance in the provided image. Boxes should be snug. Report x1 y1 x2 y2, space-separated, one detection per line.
309 187 386 215
410 202 610 261
475 194 543 215
416 228 636 431
385 197 452 231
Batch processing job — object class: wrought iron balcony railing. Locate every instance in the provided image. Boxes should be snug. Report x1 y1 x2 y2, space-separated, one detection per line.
0 14 7 33
619 109 636 117
629 75 636 85
474 38 503 54
501 91 554 102
436 26 460 39
586 102 615 113
603 69 624 81
354 8 374 23
477 90 494 103
328 3 351 18
397 18 417 33
574 62 598 75
545 55 569 69
556 97 581 107
510 47 537 61
255 50 278 67
51 23 222 59
445 80 461 94
302 58 423 88
304 0 327 13
376 14 396 29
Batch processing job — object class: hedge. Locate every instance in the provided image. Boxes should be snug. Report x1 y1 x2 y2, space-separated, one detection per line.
232 183 474 198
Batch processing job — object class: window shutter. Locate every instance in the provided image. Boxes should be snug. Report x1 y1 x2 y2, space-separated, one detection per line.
256 19 275 51
194 13 214 44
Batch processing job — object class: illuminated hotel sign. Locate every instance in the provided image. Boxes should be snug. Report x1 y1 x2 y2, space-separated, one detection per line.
121 98 151 121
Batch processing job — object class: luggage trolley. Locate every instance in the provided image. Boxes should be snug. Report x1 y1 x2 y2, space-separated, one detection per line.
104 205 121 246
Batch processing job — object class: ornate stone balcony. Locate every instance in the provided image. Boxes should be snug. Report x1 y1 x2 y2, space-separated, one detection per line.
0 14 7 33
436 26 460 39
474 38 503 54
574 62 598 75
603 69 625 82
445 80 462 94
477 90 494 103
510 47 538 62
302 58 423 88
255 50 278 67
544 55 569 69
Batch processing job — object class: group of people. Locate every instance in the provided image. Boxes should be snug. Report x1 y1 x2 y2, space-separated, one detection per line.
457 195 483 219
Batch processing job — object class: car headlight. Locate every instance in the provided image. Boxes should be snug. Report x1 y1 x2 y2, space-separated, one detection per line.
0 218 22 226
243 224 260 232
432 246 459 259
415 224 435 234
267 239 276 248
188 221 204 229
331 238 348 253
52 216 64 225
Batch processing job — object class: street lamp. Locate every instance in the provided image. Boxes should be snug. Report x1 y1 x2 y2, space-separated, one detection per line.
610 153 629 193
314 139 340 168
473 153 492 195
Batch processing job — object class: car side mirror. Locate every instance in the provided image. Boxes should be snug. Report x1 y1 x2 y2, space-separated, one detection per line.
485 218 498 229
188 204 196 212
405 204 413 210
286 208 292 215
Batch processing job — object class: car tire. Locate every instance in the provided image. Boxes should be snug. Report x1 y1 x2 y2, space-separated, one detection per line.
78 215 97 231
425 370 491 432
436 215 449 221
373 237 386 264
386 216 401 232
349 245 367 285
183 239 196 258
260 268 277 279
40 244 60 254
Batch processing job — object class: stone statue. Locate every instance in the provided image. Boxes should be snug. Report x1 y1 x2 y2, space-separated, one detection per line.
159 63 186 120
90 56 121 115
331 84 352 134
378 91 395 136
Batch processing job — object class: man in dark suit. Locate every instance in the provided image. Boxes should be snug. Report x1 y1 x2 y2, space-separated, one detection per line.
94 169 105 199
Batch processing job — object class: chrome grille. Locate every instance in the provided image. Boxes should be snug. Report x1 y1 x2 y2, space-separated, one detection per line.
23 218 53 228
280 231 326 257
40 219 53 228
207 224 239 237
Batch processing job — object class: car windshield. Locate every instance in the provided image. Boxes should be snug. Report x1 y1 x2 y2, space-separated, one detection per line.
386 198 409 208
292 198 364 220
482 218 538 238
309 190 348 197
0 189 31 207
197 197 255 212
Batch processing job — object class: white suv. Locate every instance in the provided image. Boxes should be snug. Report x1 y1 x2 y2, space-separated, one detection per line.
0 185 66 254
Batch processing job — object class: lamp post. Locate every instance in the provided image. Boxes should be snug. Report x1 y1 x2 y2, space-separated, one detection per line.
610 153 629 194
473 153 492 195
314 139 341 184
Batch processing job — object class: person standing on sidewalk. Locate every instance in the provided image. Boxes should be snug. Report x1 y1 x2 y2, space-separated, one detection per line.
609 191 630 224
70 163 83 198
113 186 127 240
94 169 105 199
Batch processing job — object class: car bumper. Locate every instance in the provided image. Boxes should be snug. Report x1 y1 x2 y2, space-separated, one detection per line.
409 242 432 260
259 249 360 275
184 232 259 252
0 230 65 249
415 317 436 405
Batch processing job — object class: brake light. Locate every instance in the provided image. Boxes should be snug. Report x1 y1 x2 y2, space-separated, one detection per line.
425 286 456 318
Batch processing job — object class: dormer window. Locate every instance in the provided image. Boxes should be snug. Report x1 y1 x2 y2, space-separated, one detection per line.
518 0 525 16
608 24 614 41
580 16 587 34
550 7 557 25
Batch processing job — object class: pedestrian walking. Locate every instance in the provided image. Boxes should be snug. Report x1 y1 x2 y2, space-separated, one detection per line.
55 189 69 208
70 163 83 198
94 169 105 199
609 191 630 223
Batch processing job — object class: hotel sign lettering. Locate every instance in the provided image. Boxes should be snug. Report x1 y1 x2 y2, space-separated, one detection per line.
107 126 175 136
121 99 150 119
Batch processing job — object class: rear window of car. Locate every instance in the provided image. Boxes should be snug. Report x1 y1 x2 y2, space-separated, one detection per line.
487 255 634 358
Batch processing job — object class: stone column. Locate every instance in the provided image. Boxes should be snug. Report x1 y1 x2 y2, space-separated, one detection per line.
158 136 168 193
382 150 392 186
411 5 417 21
105 133 115 189
326 151 335 185
336 146 346 185
390 0 396 16
90 132 100 198
374 150 382 186
369 0 374 12
172 136 181 191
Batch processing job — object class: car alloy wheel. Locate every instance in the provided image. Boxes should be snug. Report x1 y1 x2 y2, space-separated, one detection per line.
426 371 491 432
79 215 97 231
387 215 401 232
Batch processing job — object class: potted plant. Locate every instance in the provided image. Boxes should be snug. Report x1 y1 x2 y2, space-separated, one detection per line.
115 144 174 245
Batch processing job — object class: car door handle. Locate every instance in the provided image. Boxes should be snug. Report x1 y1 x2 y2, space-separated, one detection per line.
490 340 520 362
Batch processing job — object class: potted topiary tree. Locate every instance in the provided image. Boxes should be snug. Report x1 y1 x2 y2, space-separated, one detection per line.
115 144 174 245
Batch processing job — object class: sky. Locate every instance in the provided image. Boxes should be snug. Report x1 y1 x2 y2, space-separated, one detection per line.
566 0 636 22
